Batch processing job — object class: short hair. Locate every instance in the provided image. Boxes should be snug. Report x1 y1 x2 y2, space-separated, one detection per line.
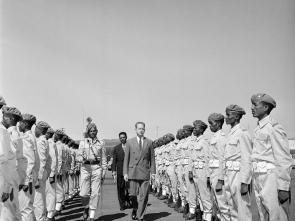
119 132 127 137
135 121 145 128
261 101 274 115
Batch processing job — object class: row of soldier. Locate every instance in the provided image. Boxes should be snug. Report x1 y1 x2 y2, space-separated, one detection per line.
150 93 293 221
0 95 81 221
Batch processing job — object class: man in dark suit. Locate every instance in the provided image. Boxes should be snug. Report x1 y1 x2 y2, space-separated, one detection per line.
112 132 131 211
123 122 156 221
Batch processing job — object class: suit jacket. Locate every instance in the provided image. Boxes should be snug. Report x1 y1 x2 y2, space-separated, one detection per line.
112 143 125 176
123 137 156 181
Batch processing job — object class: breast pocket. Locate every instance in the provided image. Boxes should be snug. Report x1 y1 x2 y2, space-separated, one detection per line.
227 138 239 155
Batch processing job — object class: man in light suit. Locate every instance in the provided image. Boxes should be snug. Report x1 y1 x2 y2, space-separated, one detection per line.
123 122 156 221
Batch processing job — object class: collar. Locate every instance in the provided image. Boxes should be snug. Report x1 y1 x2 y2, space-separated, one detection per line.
258 115 271 129
137 136 144 142
87 137 100 144
122 143 126 147
196 134 204 142
7 125 17 133
229 124 240 135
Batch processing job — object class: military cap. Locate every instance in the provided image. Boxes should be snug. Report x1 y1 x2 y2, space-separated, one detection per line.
208 113 224 122
86 122 97 133
251 93 276 108
47 128 55 134
22 114 36 124
0 95 6 106
183 125 194 131
55 129 64 136
226 104 246 115
2 106 22 120
36 121 50 130
193 120 208 131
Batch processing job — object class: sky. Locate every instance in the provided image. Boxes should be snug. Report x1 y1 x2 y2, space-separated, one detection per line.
1 0 295 140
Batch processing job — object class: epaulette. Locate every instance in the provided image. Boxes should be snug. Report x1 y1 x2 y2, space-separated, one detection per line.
270 117 279 127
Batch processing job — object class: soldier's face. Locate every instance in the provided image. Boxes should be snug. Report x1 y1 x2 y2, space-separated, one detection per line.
18 121 26 132
225 111 237 125
135 124 145 137
208 119 219 132
119 134 127 144
88 127 98 139
251 101 267 118
193 126 203 136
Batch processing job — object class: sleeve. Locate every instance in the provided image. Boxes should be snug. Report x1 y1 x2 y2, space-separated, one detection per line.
271 124 293 191
217 136 226 181
111 146 117 173
123 141 130 176
101 145 107 170
38 139 48 180
150 142 156 175
0 131 12 193
57 144 63 174
49 143 58 177
23 138 35 184
239 131 253 184
203 140 210 178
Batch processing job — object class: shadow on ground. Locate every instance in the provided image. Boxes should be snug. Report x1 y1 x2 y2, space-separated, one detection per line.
98 212 127 221
144 212 171 221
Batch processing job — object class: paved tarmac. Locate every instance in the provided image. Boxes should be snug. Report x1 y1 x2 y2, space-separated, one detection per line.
55 170 295 221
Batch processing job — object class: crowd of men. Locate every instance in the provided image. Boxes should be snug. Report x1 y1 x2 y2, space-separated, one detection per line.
0 95 80 221
150 93 293 221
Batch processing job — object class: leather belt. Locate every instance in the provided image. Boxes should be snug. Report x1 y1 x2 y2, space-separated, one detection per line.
84 160 100 165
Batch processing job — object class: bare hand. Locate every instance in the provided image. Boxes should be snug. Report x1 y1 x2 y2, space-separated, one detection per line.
124 174 128 182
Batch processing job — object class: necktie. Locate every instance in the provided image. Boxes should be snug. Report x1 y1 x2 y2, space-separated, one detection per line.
139 138 143 152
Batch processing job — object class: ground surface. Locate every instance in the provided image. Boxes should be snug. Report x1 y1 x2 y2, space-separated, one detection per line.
56 170 295 221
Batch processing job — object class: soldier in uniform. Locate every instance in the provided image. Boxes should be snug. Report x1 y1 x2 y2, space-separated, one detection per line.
45 127 58 221
34 121 51 221
208 113 230 221
18 113 37 221
2 106 22 220
54 129 65 215
251 93 293 221
61 135 70 203
77 122 107 221
222 105 252 221
68 140 76 200
188 120 212 220
181 125 195 218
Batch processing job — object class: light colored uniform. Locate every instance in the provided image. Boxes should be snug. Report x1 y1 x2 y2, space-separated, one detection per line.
181 135 196 206
223 124 252 221
68 148 76 198
189 135 212 220
252 116 293 221
63 144 70 200
45 138 58 219
0 124 17 221
19 130 36 221
174 138 187 206
8 126 24 221
166 141 178 202
77 138 107 219
208 130 230 221
33 135 50 221
55 140 65 211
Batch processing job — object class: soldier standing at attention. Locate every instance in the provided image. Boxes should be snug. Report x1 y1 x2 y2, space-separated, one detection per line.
208 113 230 221
34 121 51 221
45 127 58 221
222 105 252 221
251 93 292 221
18 114 37 221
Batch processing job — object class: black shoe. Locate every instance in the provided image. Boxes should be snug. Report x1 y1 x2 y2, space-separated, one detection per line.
120 205 126 211
131 209 137 220
83 208 89 221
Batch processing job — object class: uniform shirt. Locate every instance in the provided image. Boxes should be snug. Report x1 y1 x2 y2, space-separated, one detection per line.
182 135 195 165
252 115 293 191
189 135 210 177
36 135 50 180
21 130 36 185
55 140 64 175
224 124 252 184
70 148 76 174
48 138 58 178
0 123 15 193
208 130 226 180
78 138 107 170
26 130 39 183
8 126 26 185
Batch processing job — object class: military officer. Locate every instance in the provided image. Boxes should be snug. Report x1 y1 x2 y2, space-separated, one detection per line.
222 105 252 221
251 93 293 221
45 127 58 220
208 113 230 221
18 113 37 221
77 122 107 221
